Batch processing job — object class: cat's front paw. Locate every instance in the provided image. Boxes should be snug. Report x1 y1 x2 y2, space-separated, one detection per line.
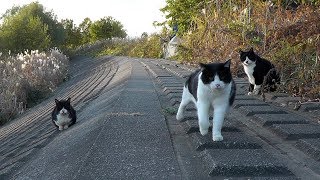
58 126 63 131
248 91 259 96
176 113 184 121
199 128 208 136
212 134 223 141
63 125 69 130
252 90 259 95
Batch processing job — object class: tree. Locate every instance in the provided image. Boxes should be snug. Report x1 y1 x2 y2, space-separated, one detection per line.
0 2 65 53
14 2 65 47
79 17 92 44
61 19 82 48
0 10 51 53
141 32 148 39
0 5 20 20
88 16 127 42
160 0 205 34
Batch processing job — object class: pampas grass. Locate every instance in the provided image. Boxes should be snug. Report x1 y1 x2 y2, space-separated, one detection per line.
0 48 69 125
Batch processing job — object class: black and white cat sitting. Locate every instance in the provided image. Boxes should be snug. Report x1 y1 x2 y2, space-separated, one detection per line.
52 98 76 131
176 60 236 141
239 48 280 95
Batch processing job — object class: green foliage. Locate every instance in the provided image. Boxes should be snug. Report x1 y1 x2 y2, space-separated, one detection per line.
162 107 178 115
77 33 163 59
0 2 127 54
0 2 65 53
12 2 65 47
64 16 127 53
79 17 92 44
129 34 163 58
0 5 20 19
96 39 134 57
160 0 205 34
88 16 127 42
0 14 51 53
61 19 82 49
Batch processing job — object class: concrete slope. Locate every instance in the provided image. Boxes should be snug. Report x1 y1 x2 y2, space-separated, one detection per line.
2 56 320 179
7 58 181 179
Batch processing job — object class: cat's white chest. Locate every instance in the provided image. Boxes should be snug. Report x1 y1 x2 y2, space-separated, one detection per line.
243 64 256 84
55 114 71 126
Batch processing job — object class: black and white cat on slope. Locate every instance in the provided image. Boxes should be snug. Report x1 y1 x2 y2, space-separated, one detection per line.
239 48 280 95
52 98 76 131
176 60 236 141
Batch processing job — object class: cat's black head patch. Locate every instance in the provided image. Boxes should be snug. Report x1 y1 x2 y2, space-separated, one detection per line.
239 47 256 63
55 98 72 112
199 60 232 84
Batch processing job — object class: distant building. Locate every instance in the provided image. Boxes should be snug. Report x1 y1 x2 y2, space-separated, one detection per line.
163 35 181 59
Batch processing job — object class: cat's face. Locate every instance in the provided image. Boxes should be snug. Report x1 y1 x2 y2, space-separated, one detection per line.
55 98 72 116
200 60 232 91
240 48 256 66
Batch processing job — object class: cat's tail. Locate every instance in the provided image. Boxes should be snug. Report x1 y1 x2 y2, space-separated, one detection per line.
229 80 236 106
263 68 281 92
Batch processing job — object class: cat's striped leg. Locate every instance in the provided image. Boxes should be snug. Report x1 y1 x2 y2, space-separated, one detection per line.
197 101 210 136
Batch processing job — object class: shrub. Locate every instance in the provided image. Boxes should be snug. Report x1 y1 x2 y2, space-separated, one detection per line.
74 34 163 59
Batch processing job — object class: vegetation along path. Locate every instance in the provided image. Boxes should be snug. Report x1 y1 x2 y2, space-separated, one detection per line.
1 56 320 179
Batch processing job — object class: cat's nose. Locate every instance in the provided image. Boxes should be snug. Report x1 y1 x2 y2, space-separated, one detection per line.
216 84 221 88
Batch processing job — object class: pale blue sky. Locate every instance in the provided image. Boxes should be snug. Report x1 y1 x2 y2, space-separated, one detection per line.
0 0 167 37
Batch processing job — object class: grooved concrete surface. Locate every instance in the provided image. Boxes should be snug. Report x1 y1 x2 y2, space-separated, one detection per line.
1 56 320 179
7 58 181 179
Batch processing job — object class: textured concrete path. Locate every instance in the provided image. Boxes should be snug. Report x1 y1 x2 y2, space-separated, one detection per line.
1 56 320 179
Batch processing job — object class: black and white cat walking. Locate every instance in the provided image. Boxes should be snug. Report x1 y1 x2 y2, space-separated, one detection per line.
176 60 236 141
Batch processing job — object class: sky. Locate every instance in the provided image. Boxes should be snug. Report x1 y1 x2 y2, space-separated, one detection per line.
0 0 167 37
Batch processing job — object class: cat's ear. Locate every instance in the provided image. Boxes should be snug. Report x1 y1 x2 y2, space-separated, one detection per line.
224 59 231 68
199 63 207 69
249 47 254 52
67 98 71 103
55 99 60 105
239 49 243 54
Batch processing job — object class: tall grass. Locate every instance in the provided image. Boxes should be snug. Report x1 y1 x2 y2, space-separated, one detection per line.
0 48 69 125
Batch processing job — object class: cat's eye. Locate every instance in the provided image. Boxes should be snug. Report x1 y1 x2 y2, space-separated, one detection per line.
248 55 255 60
218 72 226 79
